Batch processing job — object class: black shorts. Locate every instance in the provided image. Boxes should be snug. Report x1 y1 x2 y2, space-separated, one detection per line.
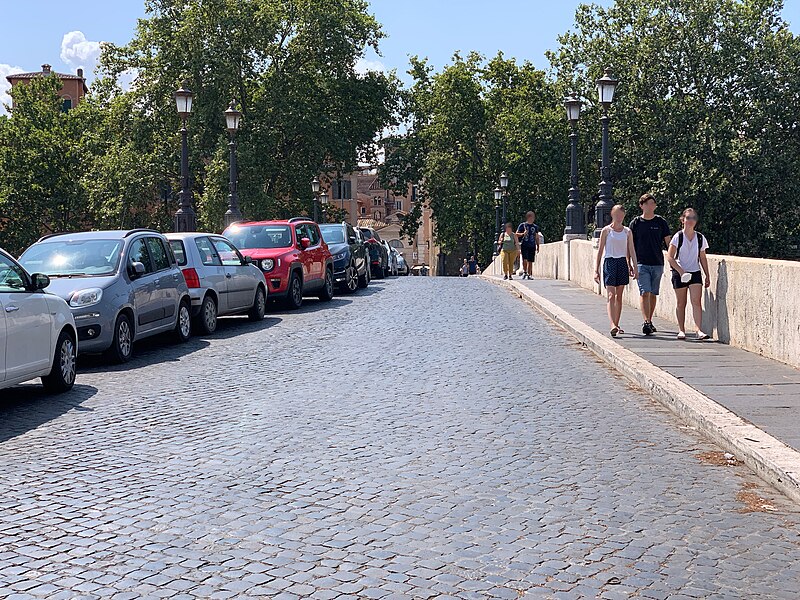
603 257 629 287
671 270 702 289
521 245 536 262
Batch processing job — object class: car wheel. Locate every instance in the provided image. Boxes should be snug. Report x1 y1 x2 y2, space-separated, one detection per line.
174 299 192 342
318 269 334 301
106 313 134 364
358 262 370 288
344 262 359 294
286 272 303 309
373 264 384 279
42 330 77 393
248 286 267 321
196 294 217 335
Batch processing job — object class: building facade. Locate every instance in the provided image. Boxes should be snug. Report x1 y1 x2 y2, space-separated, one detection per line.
6 64 88 110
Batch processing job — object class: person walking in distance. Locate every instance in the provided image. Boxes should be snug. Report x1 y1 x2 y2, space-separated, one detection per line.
515 211 540 280
498 222 520 280
460 259 469 277
468 255 479 276
594 205 638 337
629 193 672 335
667 208 711 340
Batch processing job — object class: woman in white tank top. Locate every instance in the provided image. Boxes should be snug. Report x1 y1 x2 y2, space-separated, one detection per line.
594 204 639 337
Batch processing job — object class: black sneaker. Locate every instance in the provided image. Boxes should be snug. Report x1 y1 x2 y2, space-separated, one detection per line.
503 275 508 280
642 322 653 335
649 321 657 333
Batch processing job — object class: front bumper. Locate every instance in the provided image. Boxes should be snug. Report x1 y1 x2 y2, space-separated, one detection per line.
72 309 114 353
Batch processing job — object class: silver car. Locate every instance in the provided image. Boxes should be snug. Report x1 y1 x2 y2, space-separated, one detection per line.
381 240 398 276
395 251 409 276
166 233 267 335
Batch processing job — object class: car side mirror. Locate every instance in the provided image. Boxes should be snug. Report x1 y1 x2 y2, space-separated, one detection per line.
243 255 253 264
129 261 146 278
300 237 311 249
348 237 357 244
30 273 50 291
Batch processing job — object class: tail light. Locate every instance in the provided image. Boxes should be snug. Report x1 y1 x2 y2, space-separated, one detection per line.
181 267 201 288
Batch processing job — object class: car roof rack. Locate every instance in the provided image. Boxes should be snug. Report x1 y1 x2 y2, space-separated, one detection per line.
38 231 75 242
287 217 311 223
124 228 160 237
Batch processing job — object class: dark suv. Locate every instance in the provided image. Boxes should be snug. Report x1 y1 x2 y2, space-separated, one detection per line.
223 218 334 309
319 222 370 293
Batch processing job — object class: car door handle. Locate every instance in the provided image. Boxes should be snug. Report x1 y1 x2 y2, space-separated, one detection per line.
226 273 232 279
5 305 19 313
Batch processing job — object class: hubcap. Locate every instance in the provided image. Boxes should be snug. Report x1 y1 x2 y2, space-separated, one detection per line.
292 279 302 304
347 266 357 290
204 300 217 330
118 320 132 357
257 290 265 313
180 305 191 337
60 338 76 384
326 272 333 294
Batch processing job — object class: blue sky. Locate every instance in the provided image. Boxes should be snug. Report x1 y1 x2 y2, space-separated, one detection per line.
2 0 800 105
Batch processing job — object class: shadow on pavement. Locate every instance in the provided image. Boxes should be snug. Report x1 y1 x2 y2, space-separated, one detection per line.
78 332 212 374
0 384 97 444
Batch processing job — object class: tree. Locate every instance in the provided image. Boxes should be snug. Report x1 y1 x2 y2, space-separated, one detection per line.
548 0 800 257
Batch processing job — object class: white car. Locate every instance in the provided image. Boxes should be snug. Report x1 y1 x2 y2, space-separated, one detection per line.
166 233 267 335
0 248 77 393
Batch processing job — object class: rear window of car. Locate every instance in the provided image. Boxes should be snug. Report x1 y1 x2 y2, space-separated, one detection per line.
169 240 187 266
319 225 345 245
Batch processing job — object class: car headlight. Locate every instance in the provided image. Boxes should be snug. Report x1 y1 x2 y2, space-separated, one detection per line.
261 259 274 271
70 288 103 308
333 251 348 261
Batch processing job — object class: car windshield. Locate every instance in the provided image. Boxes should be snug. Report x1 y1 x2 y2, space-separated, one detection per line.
319 225 346 244
20 239 123 277
224 225 293 249
359 228 374 240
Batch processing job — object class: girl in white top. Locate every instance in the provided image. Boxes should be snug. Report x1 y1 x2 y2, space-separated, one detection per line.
667 207 711 340
594 204 638 337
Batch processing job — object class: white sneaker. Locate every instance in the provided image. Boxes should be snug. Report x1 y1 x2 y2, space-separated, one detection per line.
677 331 686 340
697 331 710 341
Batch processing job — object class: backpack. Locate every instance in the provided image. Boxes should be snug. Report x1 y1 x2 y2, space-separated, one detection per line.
675 231 704 266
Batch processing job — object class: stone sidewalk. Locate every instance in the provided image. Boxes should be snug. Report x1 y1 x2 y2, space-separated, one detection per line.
484 274 800 502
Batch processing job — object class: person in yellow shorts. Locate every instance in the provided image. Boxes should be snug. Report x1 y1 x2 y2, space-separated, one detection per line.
497 222 520 280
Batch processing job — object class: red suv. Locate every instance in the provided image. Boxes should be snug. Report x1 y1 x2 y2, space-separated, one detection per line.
222 218 334 309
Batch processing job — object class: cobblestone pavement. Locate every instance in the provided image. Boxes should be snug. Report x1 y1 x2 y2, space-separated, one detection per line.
1 277 799 600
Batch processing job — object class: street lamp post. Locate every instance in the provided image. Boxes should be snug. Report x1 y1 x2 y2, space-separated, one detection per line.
563 93 585 238
320 191 329 222
174 81 196 232
311 176 321 222
499 171 509 225
224 99 243 228
594 67 619 240
493 187 502 256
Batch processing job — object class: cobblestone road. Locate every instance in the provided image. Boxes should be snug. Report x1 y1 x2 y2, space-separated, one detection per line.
1 277 799 599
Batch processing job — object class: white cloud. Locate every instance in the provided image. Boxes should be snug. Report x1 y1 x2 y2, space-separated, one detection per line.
60 30 101 72
117 68 139 91
355 57 386 75
0 63 24 113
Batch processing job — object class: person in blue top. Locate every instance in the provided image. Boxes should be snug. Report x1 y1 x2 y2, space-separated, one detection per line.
467 255 478 275
515 211 540 280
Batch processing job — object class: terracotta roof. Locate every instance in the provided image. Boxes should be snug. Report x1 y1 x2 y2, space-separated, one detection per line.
7 71 85 81
357 218 388 230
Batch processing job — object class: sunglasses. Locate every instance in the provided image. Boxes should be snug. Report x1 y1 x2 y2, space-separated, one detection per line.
685 215 698 221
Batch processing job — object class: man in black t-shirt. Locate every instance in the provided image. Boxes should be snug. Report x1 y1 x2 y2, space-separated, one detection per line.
515 211 540 280
629 193 672 335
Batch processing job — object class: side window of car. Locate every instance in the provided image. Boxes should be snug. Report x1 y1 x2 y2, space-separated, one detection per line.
169 240 187 266
211 238 243 266
0 255 28 292
295 225 306 247
128 239 154 274
307 225 320 246
346 225 356 242
146 237 171 272
194 237 222 266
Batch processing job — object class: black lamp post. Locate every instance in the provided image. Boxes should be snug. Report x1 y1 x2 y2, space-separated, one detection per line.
499 171 509 225
311 176 321 222
564 93 585 237
174 81 196 232
320 191 329 222
493 186 502 256
594 67 619 239
224 99 243 227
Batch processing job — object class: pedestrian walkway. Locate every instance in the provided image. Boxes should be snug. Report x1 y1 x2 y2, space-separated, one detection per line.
497 276 800 453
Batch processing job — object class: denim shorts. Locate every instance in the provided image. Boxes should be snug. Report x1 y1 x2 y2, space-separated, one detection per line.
637 264 664 296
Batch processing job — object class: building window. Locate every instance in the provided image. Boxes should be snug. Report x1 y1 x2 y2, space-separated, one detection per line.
360 206 366 215
395 200 402 211
373 196 382 206
61 97 72 112
373 210 382 221
331 179 352 200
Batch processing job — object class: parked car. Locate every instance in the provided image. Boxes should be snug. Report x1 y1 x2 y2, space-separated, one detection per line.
19 229 193 363
382 241 398 276
166 233 267 334
319 222 370 293
396 251 409 276
223 218 334 309
359 227 389 279
0 248 77 393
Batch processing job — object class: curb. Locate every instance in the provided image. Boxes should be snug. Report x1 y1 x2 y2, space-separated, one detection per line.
482 275 800 505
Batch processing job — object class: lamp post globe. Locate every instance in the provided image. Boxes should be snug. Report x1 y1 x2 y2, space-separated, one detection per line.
320 192 329 222
174 81 196 232
493 187 503 256
498 172 509 225
223 99 243 227
563 93 585 237
311 177 321 222
594 67 619 240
